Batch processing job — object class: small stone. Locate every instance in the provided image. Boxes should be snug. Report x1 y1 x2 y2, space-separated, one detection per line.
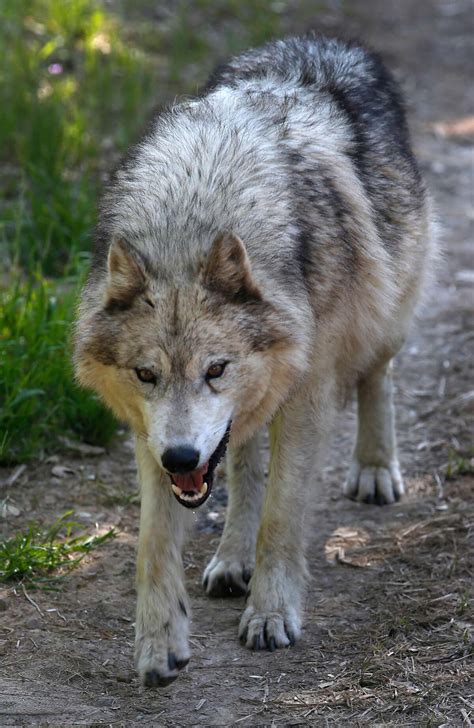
51 465 75 478
25 617 42 629
0 502 21 518
116 672 132 683
96 696 116 706
58 436 106 456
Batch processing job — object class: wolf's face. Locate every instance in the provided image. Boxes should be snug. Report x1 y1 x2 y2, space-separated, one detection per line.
75 233 299 508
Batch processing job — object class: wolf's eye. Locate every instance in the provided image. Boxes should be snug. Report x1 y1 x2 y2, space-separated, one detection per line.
135 367 156 384
206 361 227 380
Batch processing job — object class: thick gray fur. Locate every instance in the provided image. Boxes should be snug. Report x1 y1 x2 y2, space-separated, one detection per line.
74 34 435 687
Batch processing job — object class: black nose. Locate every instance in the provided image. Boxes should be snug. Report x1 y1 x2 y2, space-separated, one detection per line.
161 446 200 474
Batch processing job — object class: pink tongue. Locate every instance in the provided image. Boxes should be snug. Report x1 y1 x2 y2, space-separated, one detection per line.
172 464 208 493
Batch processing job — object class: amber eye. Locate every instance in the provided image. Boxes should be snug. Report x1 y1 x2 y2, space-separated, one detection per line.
135 367 157 384
206 361 227 380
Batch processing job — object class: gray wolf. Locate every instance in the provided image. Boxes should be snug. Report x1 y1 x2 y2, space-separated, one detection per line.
74 34 435 687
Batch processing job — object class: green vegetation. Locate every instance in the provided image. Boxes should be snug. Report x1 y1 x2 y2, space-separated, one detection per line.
1 0 158 273
0 0 158 463
0 0 285 464
445 447 474 480
0 511 115 586
0 276 117 462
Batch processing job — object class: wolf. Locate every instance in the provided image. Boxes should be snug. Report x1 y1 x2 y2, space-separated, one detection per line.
74 34 435 687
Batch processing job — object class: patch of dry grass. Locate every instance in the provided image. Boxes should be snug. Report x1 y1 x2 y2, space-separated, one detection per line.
279 481 473 725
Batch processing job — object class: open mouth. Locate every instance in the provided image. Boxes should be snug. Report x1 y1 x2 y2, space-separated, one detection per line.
168 424 231 509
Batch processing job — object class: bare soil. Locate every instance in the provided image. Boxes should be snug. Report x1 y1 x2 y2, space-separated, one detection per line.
1 0 473 725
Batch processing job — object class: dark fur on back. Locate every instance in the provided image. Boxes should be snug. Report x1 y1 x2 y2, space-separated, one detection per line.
203 33 424 265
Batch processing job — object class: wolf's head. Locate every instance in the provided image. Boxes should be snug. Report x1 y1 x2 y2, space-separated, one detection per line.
74 231 305 508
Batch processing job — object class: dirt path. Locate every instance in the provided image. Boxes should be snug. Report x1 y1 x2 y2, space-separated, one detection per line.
1 1 472 725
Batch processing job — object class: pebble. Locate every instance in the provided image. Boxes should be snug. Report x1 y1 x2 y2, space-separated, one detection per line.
116 672 132 683
96 696 117 707
25 617 42 629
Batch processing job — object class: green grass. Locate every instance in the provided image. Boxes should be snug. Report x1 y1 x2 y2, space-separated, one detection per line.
0 0 158 274
0 511 115 586
0 0 287 464
0 0 159 462
0 275 117 464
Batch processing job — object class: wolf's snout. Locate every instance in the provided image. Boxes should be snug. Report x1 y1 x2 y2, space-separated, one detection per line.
161 446 200 474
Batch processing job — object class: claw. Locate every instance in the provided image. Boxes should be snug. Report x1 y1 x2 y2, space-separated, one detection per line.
242 568 252 584
168 652 189 671
239 626 248 644
224 570 237 594
285 624 296 646
206 572 247 598
144 669 178 688
167 652 178 671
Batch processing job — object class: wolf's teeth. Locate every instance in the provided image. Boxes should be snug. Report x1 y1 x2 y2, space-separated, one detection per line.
183 492 197 501
171 483 182 497
171 482 209 503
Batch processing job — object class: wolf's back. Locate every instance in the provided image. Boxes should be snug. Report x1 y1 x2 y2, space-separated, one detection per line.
204 34 414 161
203 35 427 260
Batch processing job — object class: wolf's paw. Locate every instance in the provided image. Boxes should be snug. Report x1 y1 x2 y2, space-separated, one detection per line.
135 603 190 687
135 635 190 687
203 553 253 597
344 460 404 505
238 603 301 651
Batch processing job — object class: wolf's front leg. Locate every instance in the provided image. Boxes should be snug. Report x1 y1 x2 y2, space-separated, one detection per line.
239 385 333 651
203 430 265 597
134 439 193 687
344 359 404 505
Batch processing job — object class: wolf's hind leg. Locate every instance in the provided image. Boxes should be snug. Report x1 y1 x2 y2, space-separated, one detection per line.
203 430 265 597
344 359 404 505
134 439 193 687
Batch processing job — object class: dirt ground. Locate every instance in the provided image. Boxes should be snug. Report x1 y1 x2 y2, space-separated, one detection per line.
1 0 473 725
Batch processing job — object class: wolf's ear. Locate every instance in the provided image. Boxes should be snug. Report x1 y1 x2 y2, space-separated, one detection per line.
203 232 262 302
105 239 148 309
